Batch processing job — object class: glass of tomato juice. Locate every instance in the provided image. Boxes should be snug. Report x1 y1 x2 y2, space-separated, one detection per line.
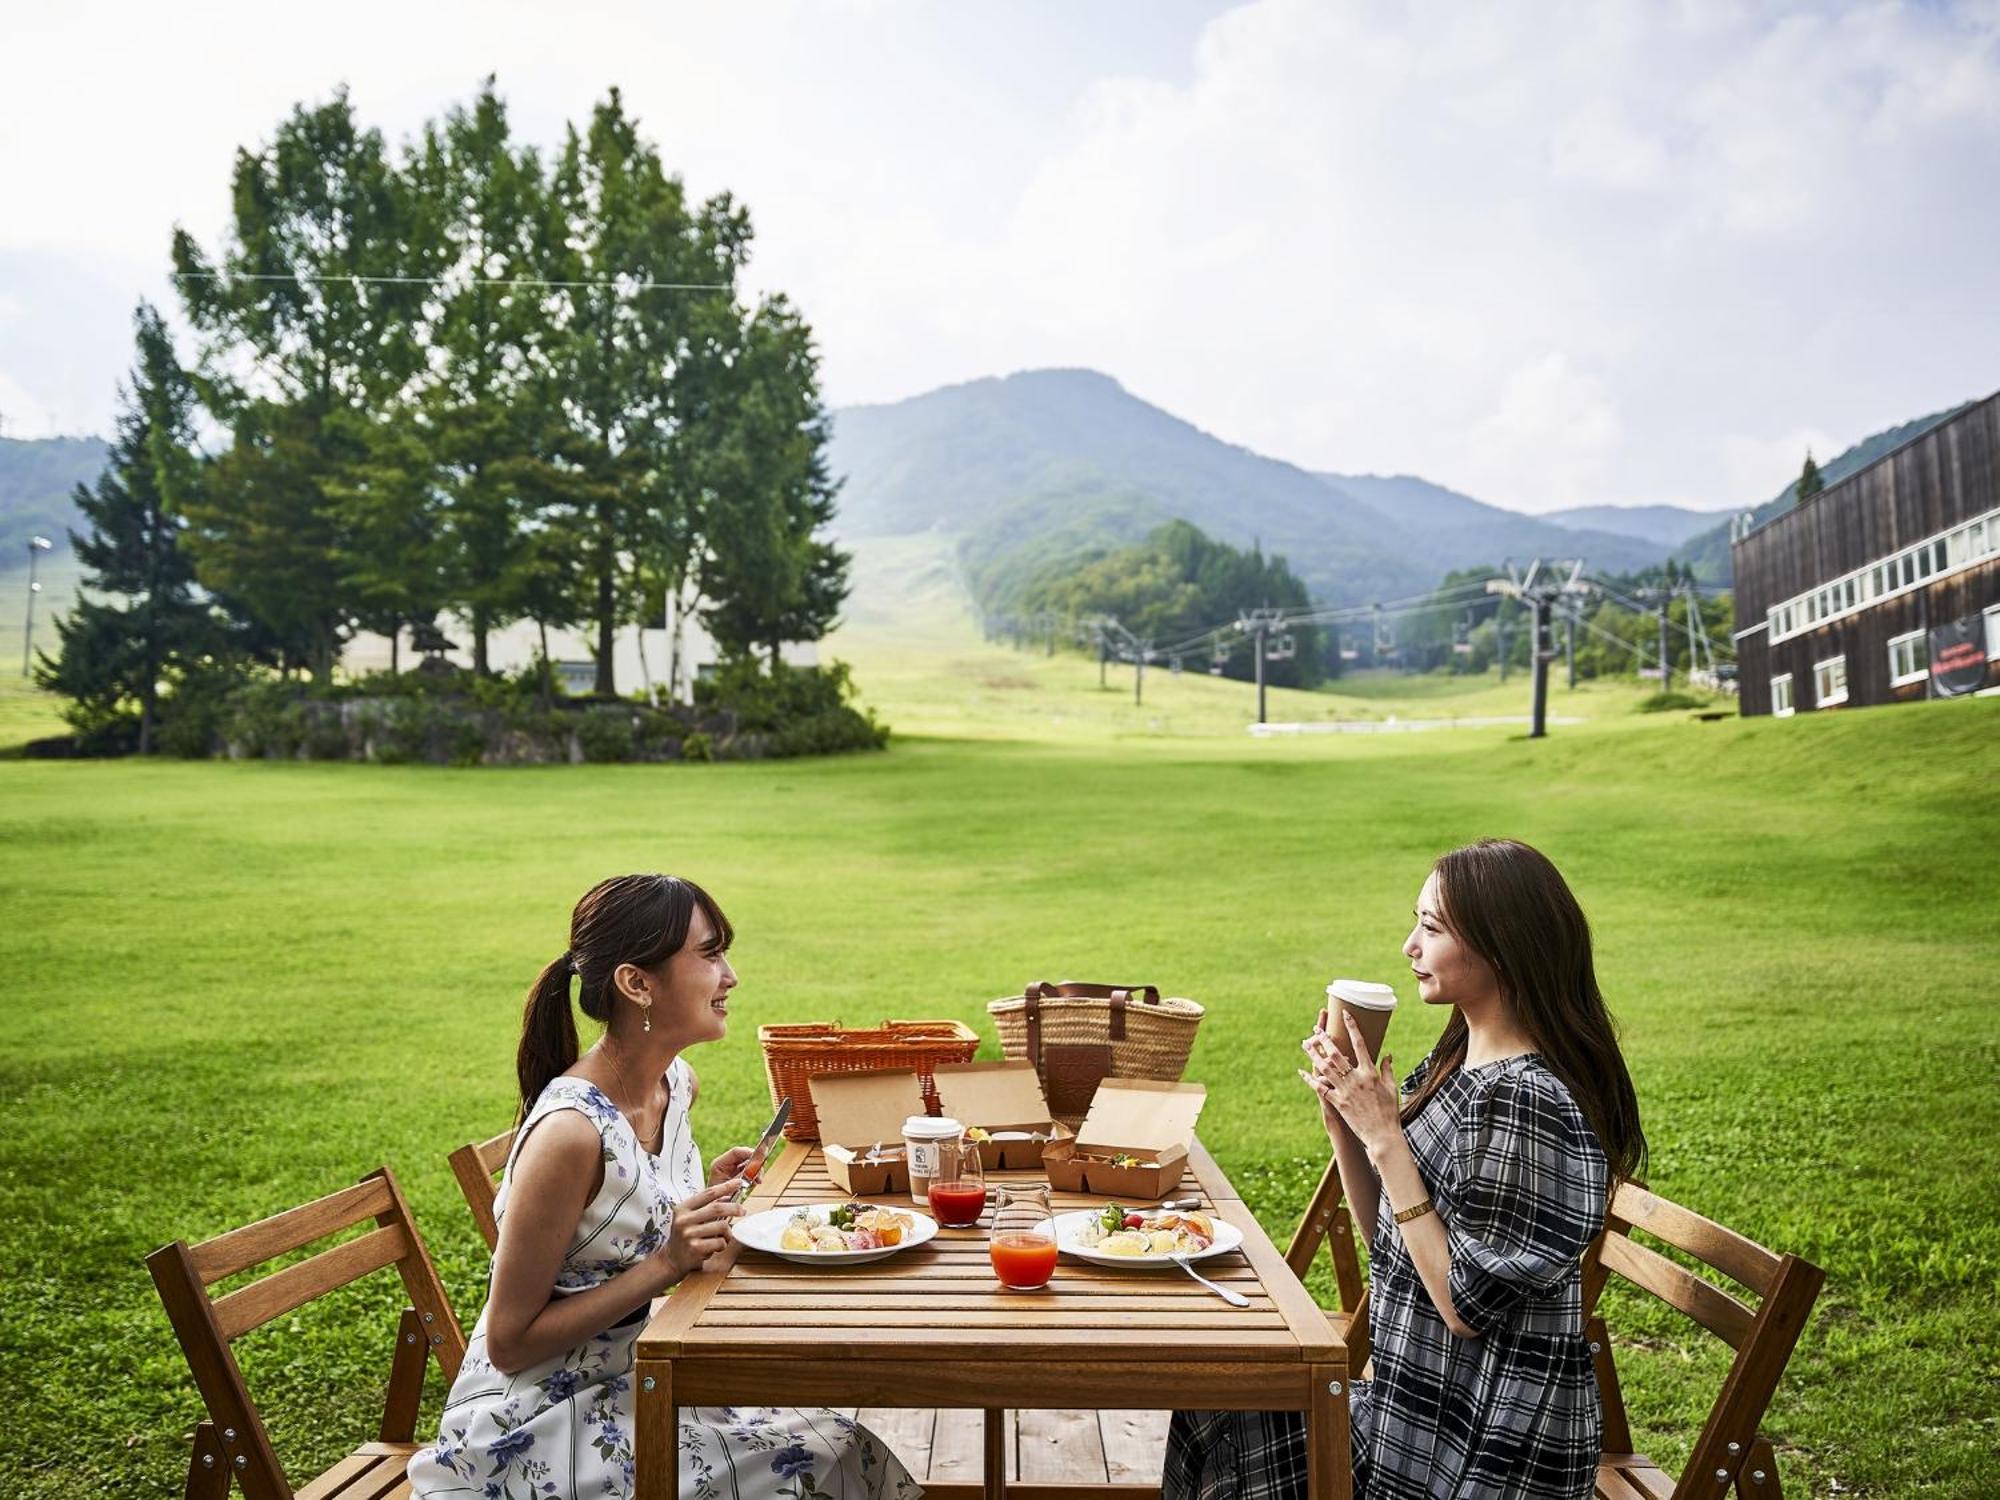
989 1186 1057 1290
925 1140 987 1227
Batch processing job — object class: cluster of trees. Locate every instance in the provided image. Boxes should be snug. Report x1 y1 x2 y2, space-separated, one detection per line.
997 520 1327 689
43 83 845 751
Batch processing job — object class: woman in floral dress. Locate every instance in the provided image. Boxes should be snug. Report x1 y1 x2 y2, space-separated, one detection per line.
410 874 922 1500
1165 839 1648 1500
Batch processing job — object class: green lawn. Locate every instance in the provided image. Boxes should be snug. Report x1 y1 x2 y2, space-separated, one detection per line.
1 548 1995 1497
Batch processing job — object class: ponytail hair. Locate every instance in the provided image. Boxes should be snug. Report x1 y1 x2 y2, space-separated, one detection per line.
515 874 733 1119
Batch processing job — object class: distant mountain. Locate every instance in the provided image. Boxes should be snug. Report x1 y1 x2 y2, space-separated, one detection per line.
1673 403 1971 583
1543 503 1731 549
826 366 1978 610
1319 473 1678 577
829 368 1433 606
0 435 109 559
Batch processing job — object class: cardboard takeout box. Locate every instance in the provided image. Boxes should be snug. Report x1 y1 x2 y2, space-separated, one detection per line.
932 1061 1060 1170
1040 1078 1207 1201
809 1069 927 1196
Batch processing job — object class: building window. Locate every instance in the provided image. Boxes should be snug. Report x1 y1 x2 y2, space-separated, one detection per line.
1772 674 1794 718
1888 631 1926 687
1814 655 1848 707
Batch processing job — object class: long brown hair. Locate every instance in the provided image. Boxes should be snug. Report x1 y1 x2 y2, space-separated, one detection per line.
516 874 733 1120
1399 839 1647 1185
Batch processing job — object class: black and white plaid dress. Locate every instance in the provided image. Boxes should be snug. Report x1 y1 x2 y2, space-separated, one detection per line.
1166 1052 1608 1500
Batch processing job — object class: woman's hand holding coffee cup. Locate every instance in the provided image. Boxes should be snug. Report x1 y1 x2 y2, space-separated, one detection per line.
1309 1012 1401 1157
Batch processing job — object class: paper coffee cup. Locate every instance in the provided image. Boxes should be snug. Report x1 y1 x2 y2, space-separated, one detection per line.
1324 979 1397 1062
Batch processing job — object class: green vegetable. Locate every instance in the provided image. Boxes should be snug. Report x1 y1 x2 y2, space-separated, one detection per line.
1098 1203 1127 1234
829 1202 859 1230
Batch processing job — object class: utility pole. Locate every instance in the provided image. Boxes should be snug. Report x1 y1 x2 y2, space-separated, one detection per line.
22 535 53 676
1134 638 1149 706
1238 607 1284 724
1565 605 1577 690
1496 605 1509 683
1682 584 1701 686
1656 603 1671 691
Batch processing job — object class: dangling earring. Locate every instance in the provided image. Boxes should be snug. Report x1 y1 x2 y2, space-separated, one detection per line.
642 1003 653 1034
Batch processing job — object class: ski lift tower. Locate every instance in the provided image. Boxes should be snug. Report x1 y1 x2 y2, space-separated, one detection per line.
1487 560 1589 738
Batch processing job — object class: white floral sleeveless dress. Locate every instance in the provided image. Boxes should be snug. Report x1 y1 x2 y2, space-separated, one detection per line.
410 1062 923 1500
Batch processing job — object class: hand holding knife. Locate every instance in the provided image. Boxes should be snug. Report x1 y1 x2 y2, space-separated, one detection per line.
731 1096 793 1204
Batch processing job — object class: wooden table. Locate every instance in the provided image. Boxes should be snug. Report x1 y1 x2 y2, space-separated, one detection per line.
635 1138 1351 1500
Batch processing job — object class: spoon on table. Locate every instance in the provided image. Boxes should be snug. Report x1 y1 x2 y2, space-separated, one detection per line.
1171 1253 1250 1308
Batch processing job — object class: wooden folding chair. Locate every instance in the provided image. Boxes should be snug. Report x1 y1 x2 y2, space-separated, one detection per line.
1283 1156 1372 1369
146 1166 467 1500
1586 1181 1824 1500
446 1126 516 1251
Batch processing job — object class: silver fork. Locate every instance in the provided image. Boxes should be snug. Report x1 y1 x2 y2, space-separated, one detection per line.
1171 1253 1250 1307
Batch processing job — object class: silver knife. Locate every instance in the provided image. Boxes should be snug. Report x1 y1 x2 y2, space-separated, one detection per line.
732 1097 793 1203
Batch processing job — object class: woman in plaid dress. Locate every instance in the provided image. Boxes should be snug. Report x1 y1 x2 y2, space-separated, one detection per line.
1166 840 1646 1500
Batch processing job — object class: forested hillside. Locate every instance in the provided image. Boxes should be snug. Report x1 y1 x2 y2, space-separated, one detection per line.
1674 404 1967 582
0 436 110 556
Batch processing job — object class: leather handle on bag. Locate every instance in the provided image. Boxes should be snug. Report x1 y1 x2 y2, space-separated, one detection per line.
1037 980 1161 1005
1023 993 1044 1072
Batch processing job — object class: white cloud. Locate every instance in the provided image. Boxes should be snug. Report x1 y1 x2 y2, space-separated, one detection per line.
1 0 1997 511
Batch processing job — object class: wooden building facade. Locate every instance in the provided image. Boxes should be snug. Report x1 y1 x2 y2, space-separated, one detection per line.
1733 392 2000 717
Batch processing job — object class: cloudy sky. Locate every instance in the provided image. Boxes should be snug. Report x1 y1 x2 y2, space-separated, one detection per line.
2 0 1996 514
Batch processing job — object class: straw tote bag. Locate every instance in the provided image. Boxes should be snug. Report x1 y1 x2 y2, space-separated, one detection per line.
987 980 1204 1123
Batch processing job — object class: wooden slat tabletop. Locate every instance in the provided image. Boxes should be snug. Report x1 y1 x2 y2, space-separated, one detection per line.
635 1136 1350 1500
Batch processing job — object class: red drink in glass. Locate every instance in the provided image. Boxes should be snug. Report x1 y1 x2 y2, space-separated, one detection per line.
927 1180 987 1227
990 1232 1058 1289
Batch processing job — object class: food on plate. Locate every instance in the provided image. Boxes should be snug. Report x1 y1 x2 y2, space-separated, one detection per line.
1076 1202 1215 1256
965 1126 992 1142
776 1202 917 1253
1073 1152 1152 1170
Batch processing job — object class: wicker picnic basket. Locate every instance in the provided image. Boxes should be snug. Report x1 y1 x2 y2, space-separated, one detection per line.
758 1019 981 1141
987 980 1205 1124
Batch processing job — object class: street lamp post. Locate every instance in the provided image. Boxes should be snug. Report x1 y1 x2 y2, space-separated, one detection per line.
22 535 53 676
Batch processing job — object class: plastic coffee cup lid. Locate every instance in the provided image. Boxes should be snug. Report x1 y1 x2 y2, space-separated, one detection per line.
1325 979 1398 1009
903 1116 963 1139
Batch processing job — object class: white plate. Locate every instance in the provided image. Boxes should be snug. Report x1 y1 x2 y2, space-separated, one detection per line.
731 1203 940 1266
1052 1209 1245 1267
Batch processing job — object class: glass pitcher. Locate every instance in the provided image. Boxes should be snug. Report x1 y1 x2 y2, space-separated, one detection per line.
988 1185 1057 1290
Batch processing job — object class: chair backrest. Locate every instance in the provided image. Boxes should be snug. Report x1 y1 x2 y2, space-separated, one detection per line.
1283 1155 1367 1313
1583 1180 1824 1498
447 1126 516 1251
146 1166 467 1500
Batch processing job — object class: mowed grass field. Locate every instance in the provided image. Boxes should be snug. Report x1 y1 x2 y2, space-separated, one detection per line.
2 547 1997 1497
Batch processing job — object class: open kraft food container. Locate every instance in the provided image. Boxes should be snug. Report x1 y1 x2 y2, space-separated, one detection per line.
932 1061 1060 1171
1040 1078 1207 1201
811 1068 929 1196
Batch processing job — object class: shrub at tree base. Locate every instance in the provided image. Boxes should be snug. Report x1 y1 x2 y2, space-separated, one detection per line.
1636 689 1708 713
44 661 891 766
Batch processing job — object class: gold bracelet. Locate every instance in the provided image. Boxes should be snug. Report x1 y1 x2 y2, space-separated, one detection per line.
1392 1197 1435 1225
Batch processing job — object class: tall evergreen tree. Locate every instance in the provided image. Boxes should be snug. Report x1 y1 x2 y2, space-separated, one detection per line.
539 89 751 693
38 304 215 752
172 89 425 680
1797 451 1825 504
406 81 554 674
698 297 848 665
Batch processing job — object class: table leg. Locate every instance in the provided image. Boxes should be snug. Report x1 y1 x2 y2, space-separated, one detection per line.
636 1357 676 1500
1306 1365 1352 1500
983 1408 1006 1500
